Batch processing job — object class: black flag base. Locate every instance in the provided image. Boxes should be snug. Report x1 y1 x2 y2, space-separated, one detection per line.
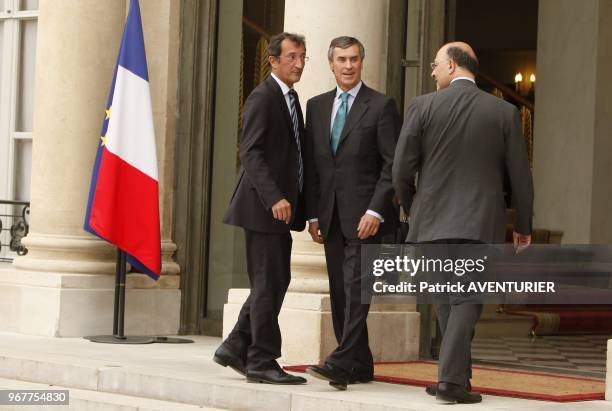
153 336 194 344
84 335 155 344
84 249 196 345
84 248 159 345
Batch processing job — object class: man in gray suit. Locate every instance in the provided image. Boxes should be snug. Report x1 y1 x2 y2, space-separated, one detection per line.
393 42 533 403
304 36 400 390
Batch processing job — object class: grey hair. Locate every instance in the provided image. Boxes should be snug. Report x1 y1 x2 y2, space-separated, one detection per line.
267 32 306 58
327 36 365 62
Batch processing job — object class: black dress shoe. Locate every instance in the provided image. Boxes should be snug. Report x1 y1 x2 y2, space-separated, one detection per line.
426 380 471 396
329 371 374 389
436 382 482 404
246 368 307 385
212 344 246 376
425 383 437 396
306 363 350 391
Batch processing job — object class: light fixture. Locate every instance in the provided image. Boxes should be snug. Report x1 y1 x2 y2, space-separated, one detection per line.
514 73 523 93
530 74 536 83
514 73 523 83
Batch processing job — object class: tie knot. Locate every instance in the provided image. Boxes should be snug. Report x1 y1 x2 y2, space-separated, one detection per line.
289 89 298 99
339 92 350 103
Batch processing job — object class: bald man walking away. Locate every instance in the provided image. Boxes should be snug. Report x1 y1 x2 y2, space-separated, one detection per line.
393 42 533 404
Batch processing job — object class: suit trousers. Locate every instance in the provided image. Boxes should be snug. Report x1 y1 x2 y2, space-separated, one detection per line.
323 207 376 376
430 239 485 386
224 229 292 371
436 303 483 386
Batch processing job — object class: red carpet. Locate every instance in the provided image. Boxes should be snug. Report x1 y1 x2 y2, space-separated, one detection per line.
285 361 605 402
504 305 612 335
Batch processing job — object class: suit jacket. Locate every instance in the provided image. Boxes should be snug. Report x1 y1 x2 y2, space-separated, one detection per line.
304 83 400 240
223 76 306 233
392 79 534 244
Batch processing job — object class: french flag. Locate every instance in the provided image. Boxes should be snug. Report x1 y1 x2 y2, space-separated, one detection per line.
84 0 161 280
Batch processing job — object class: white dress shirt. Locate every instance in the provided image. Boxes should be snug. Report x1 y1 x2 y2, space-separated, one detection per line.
450 76 476 85
329 81 362 132
271 72 293 111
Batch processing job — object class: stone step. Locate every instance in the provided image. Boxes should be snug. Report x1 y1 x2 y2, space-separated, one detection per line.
0 332 594 411
0 377 225 411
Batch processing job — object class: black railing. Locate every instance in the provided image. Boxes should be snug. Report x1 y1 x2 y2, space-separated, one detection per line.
0 200 30 262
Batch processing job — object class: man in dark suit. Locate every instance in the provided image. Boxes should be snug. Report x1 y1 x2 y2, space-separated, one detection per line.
393 42 534 403
213 32 308 385
304 36 400 390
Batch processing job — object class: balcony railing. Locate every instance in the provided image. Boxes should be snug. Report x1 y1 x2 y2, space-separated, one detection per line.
0 200 30 262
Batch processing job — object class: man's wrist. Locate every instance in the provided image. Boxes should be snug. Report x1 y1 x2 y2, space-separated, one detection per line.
366 209 384 222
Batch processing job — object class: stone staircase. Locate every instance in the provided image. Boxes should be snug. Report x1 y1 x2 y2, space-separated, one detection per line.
0 332 583 411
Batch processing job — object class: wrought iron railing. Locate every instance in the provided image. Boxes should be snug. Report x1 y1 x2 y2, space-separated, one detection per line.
0 200 30 262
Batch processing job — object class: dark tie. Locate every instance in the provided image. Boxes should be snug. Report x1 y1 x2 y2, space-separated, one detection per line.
331 92 349 155
288 89 303 192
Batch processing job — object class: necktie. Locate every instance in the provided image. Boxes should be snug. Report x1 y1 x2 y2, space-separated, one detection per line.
331 92 350 155
288 90 303 192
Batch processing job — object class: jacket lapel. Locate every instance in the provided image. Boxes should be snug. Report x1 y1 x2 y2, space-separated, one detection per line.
266 76 293 135
337 84 370 152
319 89 336 158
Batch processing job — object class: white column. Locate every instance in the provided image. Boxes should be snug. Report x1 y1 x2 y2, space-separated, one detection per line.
534 0 612 244
0 0 181 337
534 0 612 401
223 0 420 364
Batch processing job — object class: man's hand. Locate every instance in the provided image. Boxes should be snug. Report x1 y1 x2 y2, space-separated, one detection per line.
513 231 531 254
272 199 292 224
357 214 381 240
308 221 324 244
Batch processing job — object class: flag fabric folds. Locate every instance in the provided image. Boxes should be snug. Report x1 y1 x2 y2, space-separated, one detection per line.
84 0 160 280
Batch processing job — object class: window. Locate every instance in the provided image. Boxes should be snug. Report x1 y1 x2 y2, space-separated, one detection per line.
0 0 37 261
0 0 37 202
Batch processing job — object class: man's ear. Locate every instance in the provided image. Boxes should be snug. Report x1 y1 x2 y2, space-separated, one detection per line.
269 55 277 69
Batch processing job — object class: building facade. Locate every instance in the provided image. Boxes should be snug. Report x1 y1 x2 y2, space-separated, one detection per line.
1 0 612 371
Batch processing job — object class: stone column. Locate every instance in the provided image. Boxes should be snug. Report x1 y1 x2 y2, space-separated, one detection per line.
533 0 612 400
533 0 612 244
223 0 420 364
0 0 180 337
140 0 181 277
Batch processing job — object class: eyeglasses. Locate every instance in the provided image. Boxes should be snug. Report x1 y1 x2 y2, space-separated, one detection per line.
277 54 309 63
430 59 449 70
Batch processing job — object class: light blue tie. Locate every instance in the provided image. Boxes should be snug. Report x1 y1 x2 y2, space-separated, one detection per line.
331 92 349 155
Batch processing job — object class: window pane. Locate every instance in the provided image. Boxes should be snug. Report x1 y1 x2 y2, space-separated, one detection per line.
16 20 36 132
14 139 31 201
19 0 38 10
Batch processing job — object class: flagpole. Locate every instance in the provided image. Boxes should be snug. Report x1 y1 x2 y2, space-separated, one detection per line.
115 249 127 338
84 248 155 344
112 249 124 336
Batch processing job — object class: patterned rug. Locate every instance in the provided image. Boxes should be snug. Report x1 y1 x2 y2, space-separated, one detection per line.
285 361 605 402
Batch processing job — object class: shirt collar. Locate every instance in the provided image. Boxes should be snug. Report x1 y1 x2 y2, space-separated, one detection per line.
336 81 363 100
271 72 292 95
451 76 476 85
